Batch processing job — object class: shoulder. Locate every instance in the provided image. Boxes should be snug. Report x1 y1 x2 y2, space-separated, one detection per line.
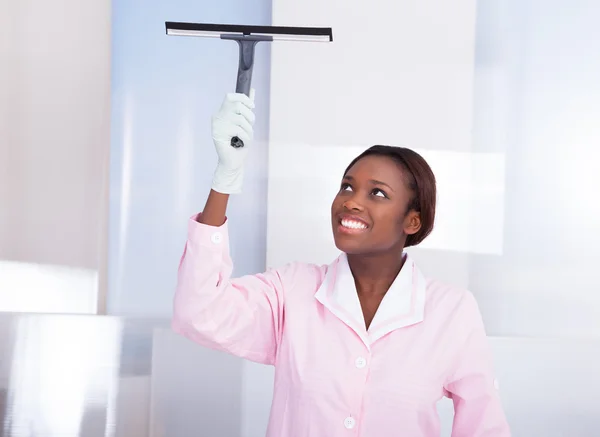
423 277 485 331
266 260 329 295
424 278 478 309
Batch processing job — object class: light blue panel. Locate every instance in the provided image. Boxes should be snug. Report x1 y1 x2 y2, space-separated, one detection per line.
466 0 600 337
108 0 271 316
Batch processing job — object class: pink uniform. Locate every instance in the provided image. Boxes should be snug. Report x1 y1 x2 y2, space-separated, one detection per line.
173 216 511 436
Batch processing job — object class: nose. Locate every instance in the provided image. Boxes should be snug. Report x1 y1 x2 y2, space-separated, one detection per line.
343 198 364 212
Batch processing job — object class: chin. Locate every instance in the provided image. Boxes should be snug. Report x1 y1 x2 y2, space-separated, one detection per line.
332 234 368 255
331 219 373 254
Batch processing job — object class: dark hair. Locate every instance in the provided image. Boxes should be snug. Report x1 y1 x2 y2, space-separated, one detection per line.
343 145 437 247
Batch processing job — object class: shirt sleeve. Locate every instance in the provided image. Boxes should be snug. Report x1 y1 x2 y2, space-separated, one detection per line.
172 214 288 365
444 292 511 436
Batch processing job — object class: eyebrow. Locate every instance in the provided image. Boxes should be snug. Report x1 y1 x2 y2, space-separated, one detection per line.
343 175 395 192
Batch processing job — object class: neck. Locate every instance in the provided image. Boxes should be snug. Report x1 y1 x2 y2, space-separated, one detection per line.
346 250 407 297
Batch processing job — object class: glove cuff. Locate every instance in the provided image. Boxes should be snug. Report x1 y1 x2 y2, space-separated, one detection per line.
211 165 244 194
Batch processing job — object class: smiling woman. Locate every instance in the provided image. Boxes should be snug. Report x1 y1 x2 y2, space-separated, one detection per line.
172 93 511 436
330 145 438 329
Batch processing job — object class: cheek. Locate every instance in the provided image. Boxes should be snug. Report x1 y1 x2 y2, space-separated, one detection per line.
373 212 406 238
331 195 343 211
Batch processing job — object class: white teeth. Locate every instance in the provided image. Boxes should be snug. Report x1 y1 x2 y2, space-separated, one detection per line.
341 219 367 230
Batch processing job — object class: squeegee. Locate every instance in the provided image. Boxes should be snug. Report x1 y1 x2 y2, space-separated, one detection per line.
165 21 333 148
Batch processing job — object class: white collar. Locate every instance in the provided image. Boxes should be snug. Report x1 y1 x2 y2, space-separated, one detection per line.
314 252 427 349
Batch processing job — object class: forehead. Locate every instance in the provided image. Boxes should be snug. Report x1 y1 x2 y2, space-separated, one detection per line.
345 154 407 187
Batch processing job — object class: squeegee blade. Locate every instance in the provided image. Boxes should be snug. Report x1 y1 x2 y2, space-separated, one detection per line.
165 21 333 42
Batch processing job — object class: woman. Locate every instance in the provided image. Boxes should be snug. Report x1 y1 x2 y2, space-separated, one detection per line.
173 93 511 436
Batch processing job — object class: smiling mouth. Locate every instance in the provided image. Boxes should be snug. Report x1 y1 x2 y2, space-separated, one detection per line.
338 218 369 234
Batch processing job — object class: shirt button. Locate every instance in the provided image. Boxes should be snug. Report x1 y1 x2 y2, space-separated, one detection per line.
344 417 356 429
355 357 367 369
210 232 222 244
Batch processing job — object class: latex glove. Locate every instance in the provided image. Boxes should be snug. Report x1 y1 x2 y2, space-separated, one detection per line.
211 90 256 194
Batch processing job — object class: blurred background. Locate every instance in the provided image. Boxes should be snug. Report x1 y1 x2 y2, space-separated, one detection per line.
0 0 599 436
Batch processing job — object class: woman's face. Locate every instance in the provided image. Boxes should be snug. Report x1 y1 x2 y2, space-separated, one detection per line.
331 154 421 256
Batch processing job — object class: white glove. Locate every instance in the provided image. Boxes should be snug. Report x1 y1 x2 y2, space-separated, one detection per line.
211 90 256 194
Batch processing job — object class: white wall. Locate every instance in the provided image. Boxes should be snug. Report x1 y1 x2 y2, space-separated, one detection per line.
267 0 481 267
0 0 111 312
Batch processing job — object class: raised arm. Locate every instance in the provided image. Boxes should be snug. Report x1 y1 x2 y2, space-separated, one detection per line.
445 292 511 436
172 92 285 365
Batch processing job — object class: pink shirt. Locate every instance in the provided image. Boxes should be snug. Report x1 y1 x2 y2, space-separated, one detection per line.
173 216 511 436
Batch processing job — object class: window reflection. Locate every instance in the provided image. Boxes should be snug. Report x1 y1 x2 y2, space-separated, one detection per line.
5 315 121 436
0 261 98 314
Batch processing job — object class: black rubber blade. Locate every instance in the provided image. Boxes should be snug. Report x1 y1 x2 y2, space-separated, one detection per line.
165 21 333 42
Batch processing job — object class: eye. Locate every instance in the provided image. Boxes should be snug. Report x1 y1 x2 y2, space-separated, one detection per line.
340 182 353 192
371 188 388 198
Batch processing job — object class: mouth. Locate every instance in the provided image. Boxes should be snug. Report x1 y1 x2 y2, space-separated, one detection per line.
337 215 370 234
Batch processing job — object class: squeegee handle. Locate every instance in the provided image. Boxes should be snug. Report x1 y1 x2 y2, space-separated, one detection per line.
235 65 252 96
230 38 259 148
230 66 251 148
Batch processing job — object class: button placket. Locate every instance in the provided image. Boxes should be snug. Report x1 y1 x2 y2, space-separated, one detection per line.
344 349 369 433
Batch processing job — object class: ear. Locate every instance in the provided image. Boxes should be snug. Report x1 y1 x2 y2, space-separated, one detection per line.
403 210 422 236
